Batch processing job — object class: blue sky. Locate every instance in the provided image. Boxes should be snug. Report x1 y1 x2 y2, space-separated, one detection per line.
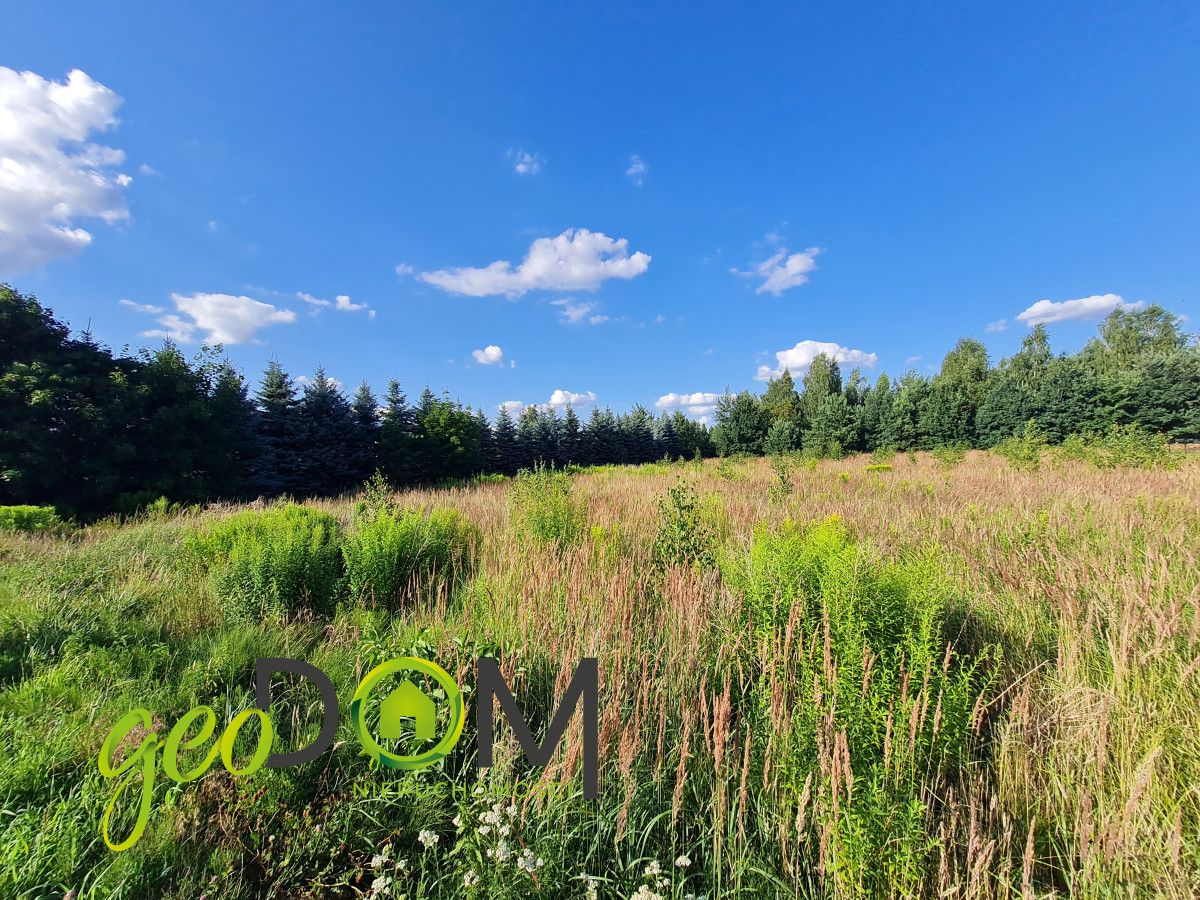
3 2 1198 420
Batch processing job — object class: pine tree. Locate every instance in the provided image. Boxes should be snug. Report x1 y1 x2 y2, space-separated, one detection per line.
299 367 358 496
253 360 306 496
560 406 583 465
712 391 769 456
380 380 418 485
350 382 380 483
493 405 519 473
761 370 801 426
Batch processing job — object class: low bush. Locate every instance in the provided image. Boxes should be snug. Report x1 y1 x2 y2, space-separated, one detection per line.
343 506 477 608
865 462 893 473
722 516 994 893
1089 423 1177 469
931 444 967 468
994 419 1047 471
0 505 59 532
654 481 717 570
190 504 344 620
509 464 588 549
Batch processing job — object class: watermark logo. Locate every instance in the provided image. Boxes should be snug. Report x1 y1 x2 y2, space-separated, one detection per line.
98 656 597 851
350 656 465 770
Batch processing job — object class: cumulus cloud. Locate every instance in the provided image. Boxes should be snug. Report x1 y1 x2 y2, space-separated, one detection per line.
498 400 524 415
472 344 505 365
509 149 542 175
625 154 648 186
1015 293 1139 327
545 389 596 410
421 228 651 298
755 339 878 381
135 292 296 344
986 319 1007 333
733 247 821 296
395 262 415 277
296 374 343 391
656 391 719 418
0 67 132 273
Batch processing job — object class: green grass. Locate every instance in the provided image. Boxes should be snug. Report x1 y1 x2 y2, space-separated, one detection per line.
0 452 1197 898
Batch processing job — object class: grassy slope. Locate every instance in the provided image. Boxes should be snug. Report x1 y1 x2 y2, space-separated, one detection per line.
1 451 1198 899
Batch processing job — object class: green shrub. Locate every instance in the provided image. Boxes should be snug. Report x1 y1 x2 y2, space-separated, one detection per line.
865 462 893 473
509 464 588 549
722 516 994 893
870 447 896 464
1089 423 1177 470
191 504 344 620
768 454 793 501
994 419 1047 471
654 481 717 570
931 445 967 469
0 505 59 532
343 506 477 608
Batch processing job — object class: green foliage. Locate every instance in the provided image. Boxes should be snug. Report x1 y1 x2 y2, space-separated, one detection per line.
343 506 477 608
1053 423 1178 470
653 481 717 569
712 390 770 456
509 464 588 549
763 418 800 454
722 516 994 893
0 504 58 532
191 504 344 620
930 445 967 469
994 420 1048 471
864 462 893 472
768 454 793 501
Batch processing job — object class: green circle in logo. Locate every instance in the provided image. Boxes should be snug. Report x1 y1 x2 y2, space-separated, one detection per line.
350 657 465 770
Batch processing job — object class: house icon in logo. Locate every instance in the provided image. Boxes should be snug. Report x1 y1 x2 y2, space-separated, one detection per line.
378 678 436 742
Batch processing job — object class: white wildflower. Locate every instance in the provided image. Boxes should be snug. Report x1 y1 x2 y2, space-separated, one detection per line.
675 854 692 868
369 875 392 898
644 860 662 878
463 870 480 888
452 814 463 831
516 848 544 874
417 829 439 849
630 885 663 900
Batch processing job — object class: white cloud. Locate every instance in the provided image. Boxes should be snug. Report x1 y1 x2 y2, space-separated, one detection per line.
755 339 878 381
498 399 524 415
656 391 719 410
296 374 343 391
421 228 651 298
1015 293 1140 326
0 67 132 273
509 149 542 175
551 298 595 324
625 154 648 186
207 219 220 233
115 173 132 187
653 313 665 324
138 163 159 177
118 298 163 314
733 247 821 296
545 389 596 410
905 355 923 364
138 292 296 344
296 291 374 319
395 262 415 277
656 391 719 419
986 319 1007 333
472 344 505 365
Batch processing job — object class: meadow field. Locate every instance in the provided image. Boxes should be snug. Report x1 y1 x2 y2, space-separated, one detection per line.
1 449 1198 899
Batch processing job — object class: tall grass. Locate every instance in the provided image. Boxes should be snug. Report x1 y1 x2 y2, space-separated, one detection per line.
343 506 477 609
189 503 344 620
0 452 1197 897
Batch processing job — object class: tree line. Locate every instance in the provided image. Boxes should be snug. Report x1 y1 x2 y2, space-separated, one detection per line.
711 304 1199 457
0 286 712 517
2 284 1197 517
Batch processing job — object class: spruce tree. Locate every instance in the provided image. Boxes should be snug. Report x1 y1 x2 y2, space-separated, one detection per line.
253 360 306 497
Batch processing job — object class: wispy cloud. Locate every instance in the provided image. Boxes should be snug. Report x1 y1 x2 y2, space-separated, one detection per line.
985 319 1007 333
509 149 543 175
625 154 648 186
732 247 821 296
1016 293 1140 326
